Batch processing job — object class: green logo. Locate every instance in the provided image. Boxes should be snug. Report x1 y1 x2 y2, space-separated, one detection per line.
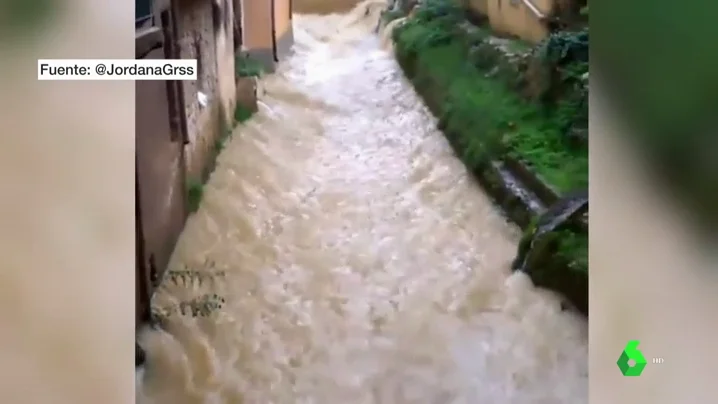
617 340 647 376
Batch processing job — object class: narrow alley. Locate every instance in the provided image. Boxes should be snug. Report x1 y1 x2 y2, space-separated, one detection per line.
136 2 588 403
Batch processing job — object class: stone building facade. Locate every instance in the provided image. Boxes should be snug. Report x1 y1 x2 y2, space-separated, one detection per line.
135 0 296 340
174 0 236 181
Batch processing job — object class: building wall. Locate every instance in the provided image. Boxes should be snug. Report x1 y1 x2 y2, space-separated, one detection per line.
469 0 554 44
240 0 294 71
274 0 292 39
136 44 188 329
215 0 237 125
241 0 273 50
175 0 222 181
274 0 294 63
135 1 189 330
135 0 237 329
464 0 488 15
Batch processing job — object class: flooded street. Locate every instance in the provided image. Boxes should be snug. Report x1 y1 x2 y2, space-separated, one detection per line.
136 2 587 403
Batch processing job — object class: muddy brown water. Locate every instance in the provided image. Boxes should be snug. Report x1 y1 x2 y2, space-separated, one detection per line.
136 2 587 403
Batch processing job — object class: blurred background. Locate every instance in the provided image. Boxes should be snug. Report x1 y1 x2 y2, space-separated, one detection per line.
0 0 134 403
590 0 718 400
0 0 715 402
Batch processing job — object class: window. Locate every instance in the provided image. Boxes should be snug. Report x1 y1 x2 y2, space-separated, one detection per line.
136 0 153 28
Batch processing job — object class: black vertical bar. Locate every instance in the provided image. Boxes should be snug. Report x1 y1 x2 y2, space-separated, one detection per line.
135 155 151 327
271 0 278 61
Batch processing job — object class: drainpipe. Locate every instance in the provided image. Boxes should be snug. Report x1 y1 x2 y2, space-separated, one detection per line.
520 0 547 20
169 0 190 144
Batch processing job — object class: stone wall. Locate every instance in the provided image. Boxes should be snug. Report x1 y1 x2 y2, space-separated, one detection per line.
175 0 236 181
466 0 553 44
215 0 237 126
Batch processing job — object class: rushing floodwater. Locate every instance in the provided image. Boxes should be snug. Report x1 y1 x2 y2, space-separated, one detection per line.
136 2 587 403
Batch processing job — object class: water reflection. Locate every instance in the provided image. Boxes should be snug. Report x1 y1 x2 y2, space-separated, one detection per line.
137 2 587 403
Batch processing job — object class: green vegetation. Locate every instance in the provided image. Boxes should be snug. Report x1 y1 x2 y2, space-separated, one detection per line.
556 229 588 272
234 103 254 123
150 261 227 325
393 0 588 313
235 54 264 77
511 218 587 314
514 213 588 276
393 1 587 192
187 177 204 213
381 8 405 24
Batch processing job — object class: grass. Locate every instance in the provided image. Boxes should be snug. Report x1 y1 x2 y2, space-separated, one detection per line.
394 11 587 193
187 178 204 213
556 229 588 272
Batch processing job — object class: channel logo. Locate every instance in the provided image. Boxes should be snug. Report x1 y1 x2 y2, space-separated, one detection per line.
617 340 648 376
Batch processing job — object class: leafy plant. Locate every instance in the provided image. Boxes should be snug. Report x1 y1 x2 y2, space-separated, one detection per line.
531 30 589 144
413 0 464 24
535 28 589 66
167 267 226 287
178 294 226 317
381 8 405 24
556 229 588 271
